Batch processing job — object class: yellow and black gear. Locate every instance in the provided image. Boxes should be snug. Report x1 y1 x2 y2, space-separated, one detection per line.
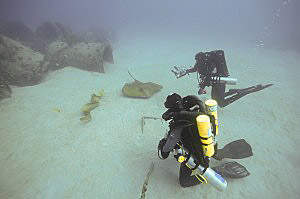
196 114 215 157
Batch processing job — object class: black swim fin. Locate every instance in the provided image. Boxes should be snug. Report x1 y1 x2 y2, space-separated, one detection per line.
212 161 250 179
213 139 253 161
242 83 273 94
228 84 273 96
222 84 273 107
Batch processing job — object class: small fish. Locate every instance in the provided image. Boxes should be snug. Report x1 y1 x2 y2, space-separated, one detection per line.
53 108 62 113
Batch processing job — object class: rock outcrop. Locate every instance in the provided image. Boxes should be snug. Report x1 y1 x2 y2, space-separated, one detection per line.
35 22 81 47
0 21 47 53
0 72 11 100
46 41 113 73
0 35 49 86
0 21 114 77
80 27 116 44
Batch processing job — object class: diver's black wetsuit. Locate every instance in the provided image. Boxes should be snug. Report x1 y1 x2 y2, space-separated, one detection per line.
159 93 254 188
174 50 273 107
161 93 213 187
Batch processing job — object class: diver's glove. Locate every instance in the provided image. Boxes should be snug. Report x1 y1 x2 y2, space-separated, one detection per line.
198 88 207 95
171 66 188 78
162 109 178 121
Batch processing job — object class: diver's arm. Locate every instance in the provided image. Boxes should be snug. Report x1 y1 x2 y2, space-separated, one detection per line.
162 109 175 121
172 66 195 78
163 110 201 124
175 110 201 121
186 67 197 74
197 76 211 95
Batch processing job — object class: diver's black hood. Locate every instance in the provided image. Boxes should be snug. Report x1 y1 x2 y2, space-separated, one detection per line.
164 93 182 109
164 93 204 111
182 95 204 111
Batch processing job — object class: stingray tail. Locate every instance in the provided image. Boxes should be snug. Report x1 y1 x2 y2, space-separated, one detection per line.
128 70 137 81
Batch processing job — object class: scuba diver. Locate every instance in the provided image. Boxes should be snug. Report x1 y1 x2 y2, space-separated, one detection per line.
157 93 253 190
171 50 273 107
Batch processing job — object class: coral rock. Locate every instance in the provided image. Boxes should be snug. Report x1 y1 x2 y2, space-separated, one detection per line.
0 34 49 86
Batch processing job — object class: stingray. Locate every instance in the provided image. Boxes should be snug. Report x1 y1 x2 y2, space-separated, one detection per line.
122 71 163 98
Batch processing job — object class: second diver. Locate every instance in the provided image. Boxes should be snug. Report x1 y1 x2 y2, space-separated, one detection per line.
171 50 273 107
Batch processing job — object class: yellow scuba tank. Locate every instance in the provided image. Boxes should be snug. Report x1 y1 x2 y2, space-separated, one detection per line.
196 115 215 157
204 99 219 136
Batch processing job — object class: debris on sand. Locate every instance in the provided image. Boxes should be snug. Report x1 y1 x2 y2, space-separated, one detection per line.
140 162 155 199
80 90 104 123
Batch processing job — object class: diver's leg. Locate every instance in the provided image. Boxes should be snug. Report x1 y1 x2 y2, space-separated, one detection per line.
227 85 257 94
179 164 201 187
228 84 273 95
224 89 239 97
222 84 273 107
243 84 273 93
211 83 226 107
223 92 248 107
224 86 254 98
225 85 257 97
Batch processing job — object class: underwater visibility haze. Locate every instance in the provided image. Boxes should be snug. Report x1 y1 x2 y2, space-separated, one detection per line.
0 0 299 198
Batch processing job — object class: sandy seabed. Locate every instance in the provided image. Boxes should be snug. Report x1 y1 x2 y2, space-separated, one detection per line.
1 32 300 199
